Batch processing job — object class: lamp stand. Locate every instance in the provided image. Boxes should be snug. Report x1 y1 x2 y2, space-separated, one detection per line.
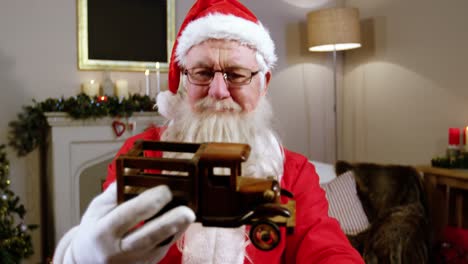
332 46 338 162
307 7 362 162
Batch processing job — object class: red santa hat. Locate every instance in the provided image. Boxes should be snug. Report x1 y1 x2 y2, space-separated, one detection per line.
158 0 277 118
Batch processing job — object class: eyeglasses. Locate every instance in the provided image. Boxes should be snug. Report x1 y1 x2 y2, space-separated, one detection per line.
183 67 260 86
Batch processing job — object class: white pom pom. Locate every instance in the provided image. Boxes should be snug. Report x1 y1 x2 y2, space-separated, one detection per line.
157 91 181 120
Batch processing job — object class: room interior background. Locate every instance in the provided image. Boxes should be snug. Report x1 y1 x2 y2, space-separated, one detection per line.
1 0 468 262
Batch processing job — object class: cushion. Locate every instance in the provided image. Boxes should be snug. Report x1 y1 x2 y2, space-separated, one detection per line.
320 171 370 235
310 160 336 184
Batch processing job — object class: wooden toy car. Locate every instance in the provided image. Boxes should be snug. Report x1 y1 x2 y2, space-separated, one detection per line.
115 140 296 251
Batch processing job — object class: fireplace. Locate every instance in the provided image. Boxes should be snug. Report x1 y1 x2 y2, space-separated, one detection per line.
43 112 165 258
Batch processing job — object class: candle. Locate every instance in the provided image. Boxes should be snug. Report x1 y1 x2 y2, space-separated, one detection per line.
464 126 468 151
145 69 150 96
156 62 161 96
115 79 129 99
97 95 108 103
82 80 100 97
449 128 460 146
448 127 461 162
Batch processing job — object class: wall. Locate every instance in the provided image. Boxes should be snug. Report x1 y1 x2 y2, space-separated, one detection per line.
342 0 468 164
0 0 336 262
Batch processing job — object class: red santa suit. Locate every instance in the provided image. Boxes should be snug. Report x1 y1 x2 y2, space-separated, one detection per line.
103 127 364 264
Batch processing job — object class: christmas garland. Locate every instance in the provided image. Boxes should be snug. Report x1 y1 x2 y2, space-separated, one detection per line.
8 94 157 157
0 144 37 263
431 153 468 169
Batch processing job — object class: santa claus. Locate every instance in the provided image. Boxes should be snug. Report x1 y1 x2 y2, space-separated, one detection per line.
53 0 363 263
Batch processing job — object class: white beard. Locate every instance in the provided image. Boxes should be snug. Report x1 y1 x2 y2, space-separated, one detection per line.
161 96 284 179
160 95 284 264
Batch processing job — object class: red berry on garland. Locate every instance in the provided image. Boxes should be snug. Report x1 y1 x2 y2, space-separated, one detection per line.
97 96 108 103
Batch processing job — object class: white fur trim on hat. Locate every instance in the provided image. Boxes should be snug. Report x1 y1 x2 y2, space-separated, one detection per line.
157 90 181 120
176 13 277 69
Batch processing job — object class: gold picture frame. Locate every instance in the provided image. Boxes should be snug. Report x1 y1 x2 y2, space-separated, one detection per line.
77 0 175 72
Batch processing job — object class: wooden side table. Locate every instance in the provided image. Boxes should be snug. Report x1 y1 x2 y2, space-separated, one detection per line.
417 166 468 240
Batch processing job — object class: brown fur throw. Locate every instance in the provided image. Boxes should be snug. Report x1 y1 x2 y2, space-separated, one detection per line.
336 161 432 264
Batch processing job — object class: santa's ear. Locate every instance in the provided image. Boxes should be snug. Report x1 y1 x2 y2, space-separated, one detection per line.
261 71 271 95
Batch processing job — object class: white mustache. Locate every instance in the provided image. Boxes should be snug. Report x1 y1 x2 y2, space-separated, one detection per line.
194 97 242 113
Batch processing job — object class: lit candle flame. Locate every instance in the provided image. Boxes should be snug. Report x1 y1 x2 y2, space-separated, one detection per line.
156 62 160 70
145 69 150 76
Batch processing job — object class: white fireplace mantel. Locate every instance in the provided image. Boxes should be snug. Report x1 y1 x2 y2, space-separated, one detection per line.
44 112 165 255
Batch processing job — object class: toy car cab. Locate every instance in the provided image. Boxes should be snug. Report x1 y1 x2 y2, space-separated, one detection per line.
116 140 295 251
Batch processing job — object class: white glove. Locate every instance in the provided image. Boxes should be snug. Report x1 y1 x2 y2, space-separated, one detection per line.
53 183 195 264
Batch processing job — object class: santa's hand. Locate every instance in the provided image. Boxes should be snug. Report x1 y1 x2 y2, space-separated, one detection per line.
53 183 195 264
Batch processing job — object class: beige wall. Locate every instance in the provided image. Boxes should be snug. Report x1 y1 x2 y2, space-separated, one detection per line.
0 0 336 261
342 0 468 165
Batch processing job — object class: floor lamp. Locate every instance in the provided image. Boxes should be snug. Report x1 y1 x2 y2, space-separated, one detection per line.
306 7 361 161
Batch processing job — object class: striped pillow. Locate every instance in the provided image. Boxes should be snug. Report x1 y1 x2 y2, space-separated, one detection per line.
320 171 369 235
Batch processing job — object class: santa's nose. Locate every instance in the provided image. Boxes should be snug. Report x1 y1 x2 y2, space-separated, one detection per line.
208 72 230 100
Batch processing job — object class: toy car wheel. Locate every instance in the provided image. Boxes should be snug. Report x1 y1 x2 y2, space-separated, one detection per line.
249 220 280 251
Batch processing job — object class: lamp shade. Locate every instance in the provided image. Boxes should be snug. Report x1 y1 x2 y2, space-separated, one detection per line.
307 7 361 52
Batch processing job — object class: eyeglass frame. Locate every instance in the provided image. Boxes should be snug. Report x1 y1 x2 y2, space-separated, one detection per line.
183 67 261 86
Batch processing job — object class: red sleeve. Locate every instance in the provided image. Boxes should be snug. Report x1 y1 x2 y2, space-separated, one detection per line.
282 150 364 264
102 126 164 190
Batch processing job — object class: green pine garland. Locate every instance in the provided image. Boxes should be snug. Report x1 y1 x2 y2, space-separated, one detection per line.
431 152 468 169
8 93 157 157
0 144 37 263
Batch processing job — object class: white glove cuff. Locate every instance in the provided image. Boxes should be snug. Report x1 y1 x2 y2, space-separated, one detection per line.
53 226 79 264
